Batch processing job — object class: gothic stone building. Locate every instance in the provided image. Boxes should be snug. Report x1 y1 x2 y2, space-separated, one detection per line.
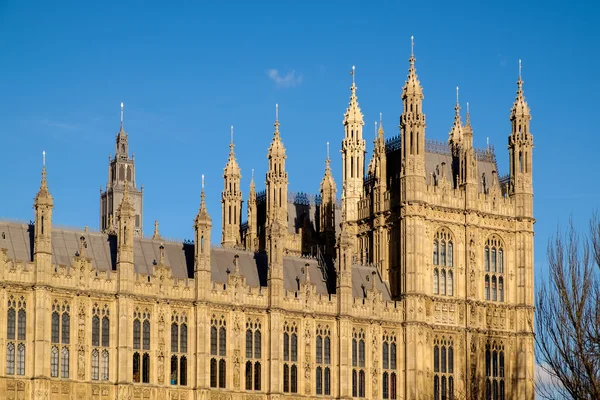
0 48 535 400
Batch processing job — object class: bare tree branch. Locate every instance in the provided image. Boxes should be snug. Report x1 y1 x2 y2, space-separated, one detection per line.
535 216 600 399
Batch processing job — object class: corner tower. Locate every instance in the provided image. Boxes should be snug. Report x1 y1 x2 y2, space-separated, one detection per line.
341 66 366 227
100 102 144 236
221 126 243 248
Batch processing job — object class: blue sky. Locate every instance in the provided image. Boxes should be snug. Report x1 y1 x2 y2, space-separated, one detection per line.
0 0 598 284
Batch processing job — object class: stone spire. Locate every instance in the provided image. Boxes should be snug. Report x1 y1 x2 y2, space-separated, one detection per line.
449 87 463 147
34 151 54 261
341 66 366 226
194 175 212 296
195 175 212 272
152 220 161 240
221 125 242 248
246 169 257 252
320 142 337 195
266 104 288 228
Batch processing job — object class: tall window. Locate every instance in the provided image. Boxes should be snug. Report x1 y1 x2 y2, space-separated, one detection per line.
6 296 26 376
283 322 298 393
133 308 151 383
210 315 227 389
382 332 397 399
433 336 454 400
51 300 70 378
352 328 366 398
170 312 188 386
484 236 504 302
91 304 110 380
245 319 262 391
316 325 331 396
433 229 454 296
486 341 505 400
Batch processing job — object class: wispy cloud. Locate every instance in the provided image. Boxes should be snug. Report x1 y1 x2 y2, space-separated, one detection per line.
267 69 303 88
39 119 79 131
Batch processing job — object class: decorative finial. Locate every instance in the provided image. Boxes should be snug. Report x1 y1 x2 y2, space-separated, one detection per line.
519 59 522 80
374 121 377 135
251 168 254 179
351 65 355 84
456 86 459 104
326 142 330 160
379 112 382 125
230 125 234 144
275 103 279 121
42 150 46 166
202 174 205 189
120 102 124 126
467 102 470 115
411 35 414 56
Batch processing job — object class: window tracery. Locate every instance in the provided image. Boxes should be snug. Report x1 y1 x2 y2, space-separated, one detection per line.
6 296 26 376
133 308 151 383
352 328 366 398
210 315 227 389
170 312 188 386
245 318 262 391
484 236 505 302
382 331 397 399
316 324 331 395
486 340 506 400
283 321 298 393
51 299 70 378
433 336 454 400
433 228 454 296
91 303 110 380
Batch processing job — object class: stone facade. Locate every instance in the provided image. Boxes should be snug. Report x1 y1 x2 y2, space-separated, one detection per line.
0 46 535 399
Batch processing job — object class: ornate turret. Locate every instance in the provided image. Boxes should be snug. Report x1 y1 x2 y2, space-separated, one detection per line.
341 66 366 226
221 126 243 248
372 115 389 281
266 104 289 229
33 151 53 264
100 102 144 236
117 179 135 267
400 37 427 187
320 143 337 257
195 175 212 266
448 87 463 150
245 169 257 252
509 60 534 216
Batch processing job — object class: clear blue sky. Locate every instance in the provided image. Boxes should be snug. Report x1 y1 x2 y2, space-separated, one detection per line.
0 1 598 283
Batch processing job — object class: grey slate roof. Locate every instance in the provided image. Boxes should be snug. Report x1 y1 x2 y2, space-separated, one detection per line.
0 221 390 300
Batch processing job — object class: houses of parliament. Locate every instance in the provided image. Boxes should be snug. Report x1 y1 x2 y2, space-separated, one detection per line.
0 44 535 400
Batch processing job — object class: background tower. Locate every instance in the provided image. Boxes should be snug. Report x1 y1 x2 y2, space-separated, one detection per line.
100 102 144 236
319 142 337 258
221 126 243 248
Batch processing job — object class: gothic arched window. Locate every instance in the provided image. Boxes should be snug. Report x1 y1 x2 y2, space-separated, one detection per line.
486 340 506 400
316 325 331 395
132 308 150 383
5 296 26 376
485 236 505 302
433 336 454 400
51 300 69 379
283 322 298 393
433 229 454 296
245 318 262 391
352 328 366 397
382 332 397 399
91 304 110 381
210 315 227 388
170 312 188 386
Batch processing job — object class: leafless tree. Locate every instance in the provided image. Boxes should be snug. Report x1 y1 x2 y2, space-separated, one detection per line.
535 215 600 399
